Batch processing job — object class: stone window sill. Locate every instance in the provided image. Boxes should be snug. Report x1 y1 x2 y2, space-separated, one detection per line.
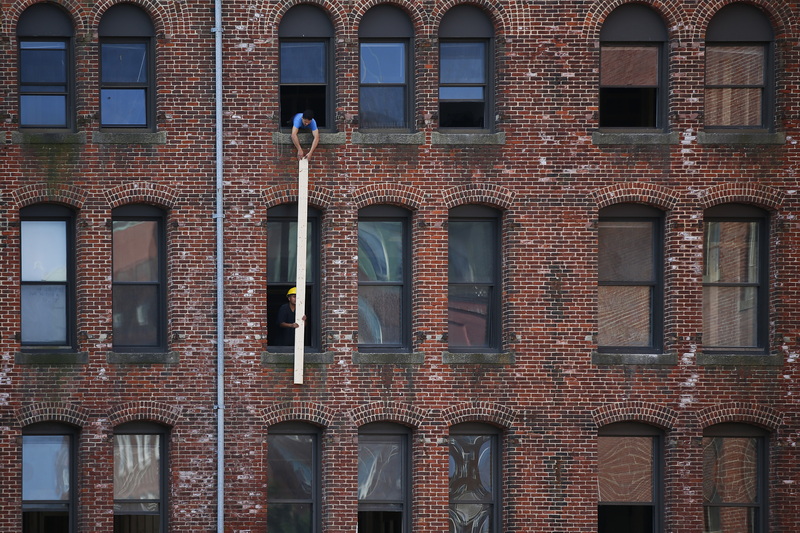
443 351 515 365
261 351 333 365
16 351 88 364
592 352 677 365
697 131 785 145
352 131 424 145
697 352 782 366
592 131 678 145
272 131 346 145
12 131 86 144
431 131 505 145
107 351 179 364
354 352 425 364
93 131 166 144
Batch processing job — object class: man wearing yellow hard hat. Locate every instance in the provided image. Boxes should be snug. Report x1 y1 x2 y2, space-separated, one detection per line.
276 287 305 345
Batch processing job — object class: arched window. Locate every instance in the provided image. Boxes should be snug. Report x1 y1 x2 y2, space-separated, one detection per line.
449 423 501 533
598 422 663 533
17 3 74 129
703 204 768 352
279 5 334 129
23 423 79 533
359 5 414 130
438 6 494 130
598 204 664 352
358 423 411 533
599 4 668 129
99 4 156 128
114 422 168 533
705 4 775 129
703 423 769 533
267 422 322 532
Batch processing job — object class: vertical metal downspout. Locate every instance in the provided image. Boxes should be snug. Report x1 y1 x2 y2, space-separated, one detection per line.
212 0 225 531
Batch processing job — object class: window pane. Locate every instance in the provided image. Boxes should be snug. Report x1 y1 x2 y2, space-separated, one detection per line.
20 44 67 84
705 88 762 127
598 286 651 347
704 506 756 533
102 43 147 83
281 42 326 84
360 43 406 83
448 285 491 348
20 95 67 127
598 221 653 282
113 514 160 533
440 42 486 84
113 285 159 346
703 437 758 504
114 434 161 500
22 221 67 282
706 46 764 86
440 87 484 100
598 436 653 503
359 439 403 501
449 435 493 502
449 221 494 283
449 503 492 533
704 221 759 284
268 503 313 533
601 46 658 86
360 86 406 128
23 435 71 501
268 434 314 500
359 221 404 282
101 89 147 126
267 220 314 282
113 220 159 282
703 286 758 347
21 285 67 344
359 285 402 345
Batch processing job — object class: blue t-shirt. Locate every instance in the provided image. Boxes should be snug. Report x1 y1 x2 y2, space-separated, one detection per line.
292 113 318 131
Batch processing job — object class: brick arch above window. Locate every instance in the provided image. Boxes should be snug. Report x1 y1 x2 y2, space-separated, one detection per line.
10 0 83 34
431 0 509 36
442 401 517 429
698 402 782 431
699 182 783 211
262 184 334 210
352 183 425 210
592 401 678 430
105 182 179 209
583 1 685 41
592 183 678 211
442 183 514 210
16 402 89 427
108 401 183 427
351 0 428 34
348 400 427 428
13 183 88 210
692 0 794 40
261 401 335 427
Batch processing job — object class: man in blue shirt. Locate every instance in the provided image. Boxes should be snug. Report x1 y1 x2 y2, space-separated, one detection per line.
291 109 320 160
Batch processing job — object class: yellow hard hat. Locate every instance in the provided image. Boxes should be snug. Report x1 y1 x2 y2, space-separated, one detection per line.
287 287 297 296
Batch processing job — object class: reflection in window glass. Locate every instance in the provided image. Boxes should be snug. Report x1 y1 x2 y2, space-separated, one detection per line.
114 434 161 532
358 427 408 533
598 436 656 533
449 431 497 533
23 431 73 533
360 42 408 128
439 42 487 128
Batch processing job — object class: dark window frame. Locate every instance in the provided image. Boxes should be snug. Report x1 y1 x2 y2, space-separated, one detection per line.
113 421 168 533
111 204 167 352
267 421 323 533
704 4 775 131
702 204 769 353
449 422 502 533
358 422 412 533
266 203 322 352
22 422 79 533
448 205 502 352
597 203 664 353
358 205 412 352
599 4 668 131
438 5 494 132
702 423 769 533
98 4 156 130
279 4 334 131
598 422 663 533
17 3 75 130
358 5 414 132
20 204 76 351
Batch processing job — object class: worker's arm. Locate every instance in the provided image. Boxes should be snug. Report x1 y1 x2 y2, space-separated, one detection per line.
290 126 305 159
305 129 320 160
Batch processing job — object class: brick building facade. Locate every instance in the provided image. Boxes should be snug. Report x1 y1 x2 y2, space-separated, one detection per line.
0 0 798 532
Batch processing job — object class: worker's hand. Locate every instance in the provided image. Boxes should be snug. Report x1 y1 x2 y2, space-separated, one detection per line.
296 148 305 160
